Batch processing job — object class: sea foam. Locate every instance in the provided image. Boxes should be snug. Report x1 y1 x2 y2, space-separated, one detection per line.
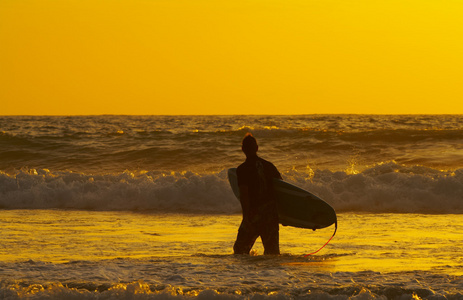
1 162 462 214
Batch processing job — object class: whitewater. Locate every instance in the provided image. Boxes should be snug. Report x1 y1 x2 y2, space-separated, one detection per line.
0 115 462 299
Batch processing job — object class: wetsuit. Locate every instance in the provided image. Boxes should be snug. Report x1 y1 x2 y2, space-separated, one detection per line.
233 155 282 255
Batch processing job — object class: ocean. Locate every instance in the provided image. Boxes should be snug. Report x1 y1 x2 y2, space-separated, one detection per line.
0 115 462 299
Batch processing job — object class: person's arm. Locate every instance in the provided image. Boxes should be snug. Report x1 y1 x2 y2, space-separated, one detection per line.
238 185 251 220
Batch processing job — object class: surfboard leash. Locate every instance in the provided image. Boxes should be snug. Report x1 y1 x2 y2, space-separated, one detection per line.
303 221 337 257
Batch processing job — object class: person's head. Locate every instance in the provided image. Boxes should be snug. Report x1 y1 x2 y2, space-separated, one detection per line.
242 133 258 156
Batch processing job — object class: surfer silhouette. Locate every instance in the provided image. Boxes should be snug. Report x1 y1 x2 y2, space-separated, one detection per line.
233 133 282 255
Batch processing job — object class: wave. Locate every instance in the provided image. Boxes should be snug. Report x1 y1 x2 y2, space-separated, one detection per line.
0 169 239 213
287 162 463 214
1 162 462 214
1 279 461 299
3 123 463 139
3 124 463 172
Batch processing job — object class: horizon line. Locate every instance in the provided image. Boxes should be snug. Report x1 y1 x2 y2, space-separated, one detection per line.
2 113 462 117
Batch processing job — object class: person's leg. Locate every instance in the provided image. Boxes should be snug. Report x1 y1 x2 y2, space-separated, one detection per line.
261 222 280 255
233 221 259 254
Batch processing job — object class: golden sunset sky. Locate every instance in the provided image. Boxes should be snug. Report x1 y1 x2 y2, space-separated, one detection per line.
1 0 462 115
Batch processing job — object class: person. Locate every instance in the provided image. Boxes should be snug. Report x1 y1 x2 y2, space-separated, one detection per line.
233 133 282 255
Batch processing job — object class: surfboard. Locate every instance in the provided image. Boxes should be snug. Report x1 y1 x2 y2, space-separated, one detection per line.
228 168 336 230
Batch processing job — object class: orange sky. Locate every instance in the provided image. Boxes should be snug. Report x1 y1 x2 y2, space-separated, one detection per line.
1 0 462 115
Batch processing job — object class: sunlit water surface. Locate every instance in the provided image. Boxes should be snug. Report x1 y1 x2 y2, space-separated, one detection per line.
1 210 462 299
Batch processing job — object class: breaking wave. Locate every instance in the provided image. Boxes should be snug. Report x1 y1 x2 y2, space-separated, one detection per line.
1 162 462 214
2 279 462 300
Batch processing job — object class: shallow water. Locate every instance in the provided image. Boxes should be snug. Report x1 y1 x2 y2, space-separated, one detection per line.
1 210 462 299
